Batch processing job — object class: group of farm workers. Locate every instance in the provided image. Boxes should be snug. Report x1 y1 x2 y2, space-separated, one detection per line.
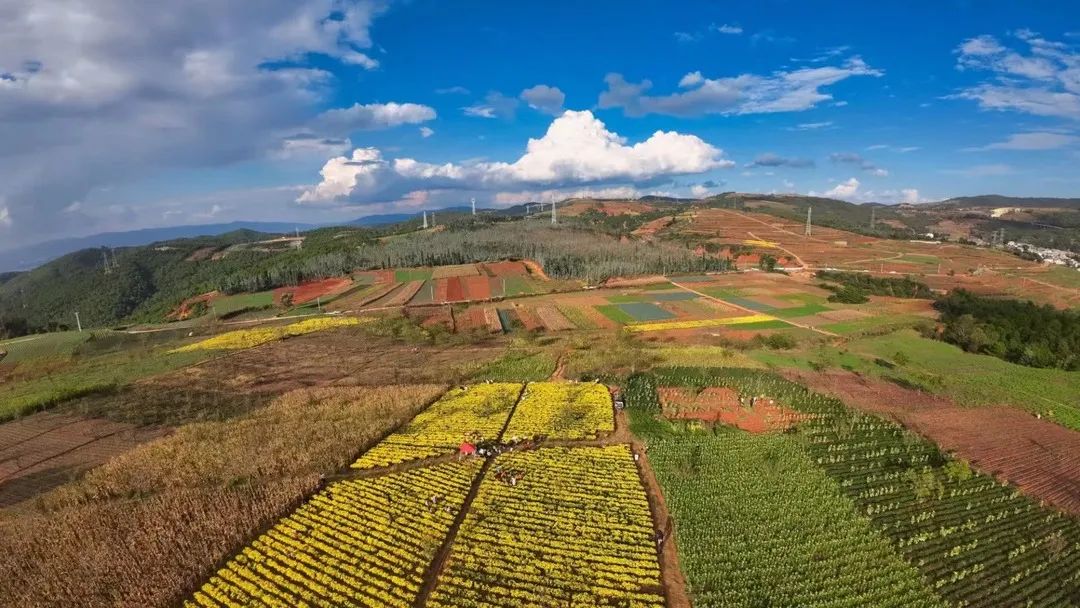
458 434 545 461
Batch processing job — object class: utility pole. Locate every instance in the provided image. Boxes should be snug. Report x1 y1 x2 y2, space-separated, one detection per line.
74 311 82 333
471 197 476 216
805 207 812 236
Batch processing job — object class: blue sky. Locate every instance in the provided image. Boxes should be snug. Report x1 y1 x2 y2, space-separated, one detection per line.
1 0 1078 247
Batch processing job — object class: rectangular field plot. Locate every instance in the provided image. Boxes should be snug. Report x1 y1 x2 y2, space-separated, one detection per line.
187 460 482 608
429 446 664 608
644 432 946 608
353 383 522 469
503 382 613 440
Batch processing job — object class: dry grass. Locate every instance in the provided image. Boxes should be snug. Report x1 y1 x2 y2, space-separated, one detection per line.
0 384 444 607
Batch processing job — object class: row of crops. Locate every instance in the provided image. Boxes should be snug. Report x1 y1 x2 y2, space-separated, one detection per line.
352 383 523 469
626 368 1080 608
352 381 613 470
187 382 635 607
429 446 665 607
187 460 482 608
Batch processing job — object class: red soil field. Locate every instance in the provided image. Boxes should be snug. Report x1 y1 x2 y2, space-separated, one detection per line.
632 216 674 239
373 269 395 284
482 307 503 332
275 277 352 305
658 387 810 433
785 370 1080 516
480 261 529 277
535 305 575 331
522 259 549 280
0 412 170 507
434 278 450 302
462 275 491 300
168 291 219 320
445 277 465 301
514 306 544 331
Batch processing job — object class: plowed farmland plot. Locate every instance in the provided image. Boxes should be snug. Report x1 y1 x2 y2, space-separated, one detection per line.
658 386 811 432
275 277 353 305
186 460 483 608
504 382 614 440
428 446 665 608
353 384 522 469
0 412 169 506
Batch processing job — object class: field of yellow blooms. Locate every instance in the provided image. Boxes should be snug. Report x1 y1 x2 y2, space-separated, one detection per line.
352 383 522 469
171 316 363 352
503 381 613 440
186 460 481 608
624 313 776 333
428 445 665 608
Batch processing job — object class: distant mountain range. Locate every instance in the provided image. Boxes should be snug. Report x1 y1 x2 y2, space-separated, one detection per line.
0 208 482 272
5 195 1078 272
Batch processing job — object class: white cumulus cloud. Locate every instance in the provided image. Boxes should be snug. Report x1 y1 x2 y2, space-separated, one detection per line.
299 110 733 204
811 179 921 204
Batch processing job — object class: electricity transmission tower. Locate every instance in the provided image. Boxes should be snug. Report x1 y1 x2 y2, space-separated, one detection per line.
422 211 428 229
870 207 876 230
551 196 557 225
471 197 476 216
805 207 812 236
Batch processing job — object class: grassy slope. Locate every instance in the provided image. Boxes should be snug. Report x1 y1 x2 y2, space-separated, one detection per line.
746 329 1080 430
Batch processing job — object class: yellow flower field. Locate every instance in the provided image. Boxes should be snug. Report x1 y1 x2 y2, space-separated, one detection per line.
428 445 664 608
352 383 522 469
624 313 776 333
186 460 482 608
503 381 614 440
171 316 364 352
743 238 778 248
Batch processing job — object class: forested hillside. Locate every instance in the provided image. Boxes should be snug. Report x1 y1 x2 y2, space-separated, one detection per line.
0 217 731 336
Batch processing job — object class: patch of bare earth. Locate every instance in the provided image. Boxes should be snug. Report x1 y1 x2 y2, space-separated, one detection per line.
0 412 169 507
784 369 1080 516
145 331 503 394
658 387 810 433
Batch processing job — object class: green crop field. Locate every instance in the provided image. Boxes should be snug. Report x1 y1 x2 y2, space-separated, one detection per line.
0 331 92 363
627 369 1080 607
595 304 636 324
395 268 434 281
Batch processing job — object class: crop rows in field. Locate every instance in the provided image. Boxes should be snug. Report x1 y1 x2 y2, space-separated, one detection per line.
352 383 523 469
187 460 482 608
429 446 664 608
503 382 614 440
641 430 945 607
628 368 1080 608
